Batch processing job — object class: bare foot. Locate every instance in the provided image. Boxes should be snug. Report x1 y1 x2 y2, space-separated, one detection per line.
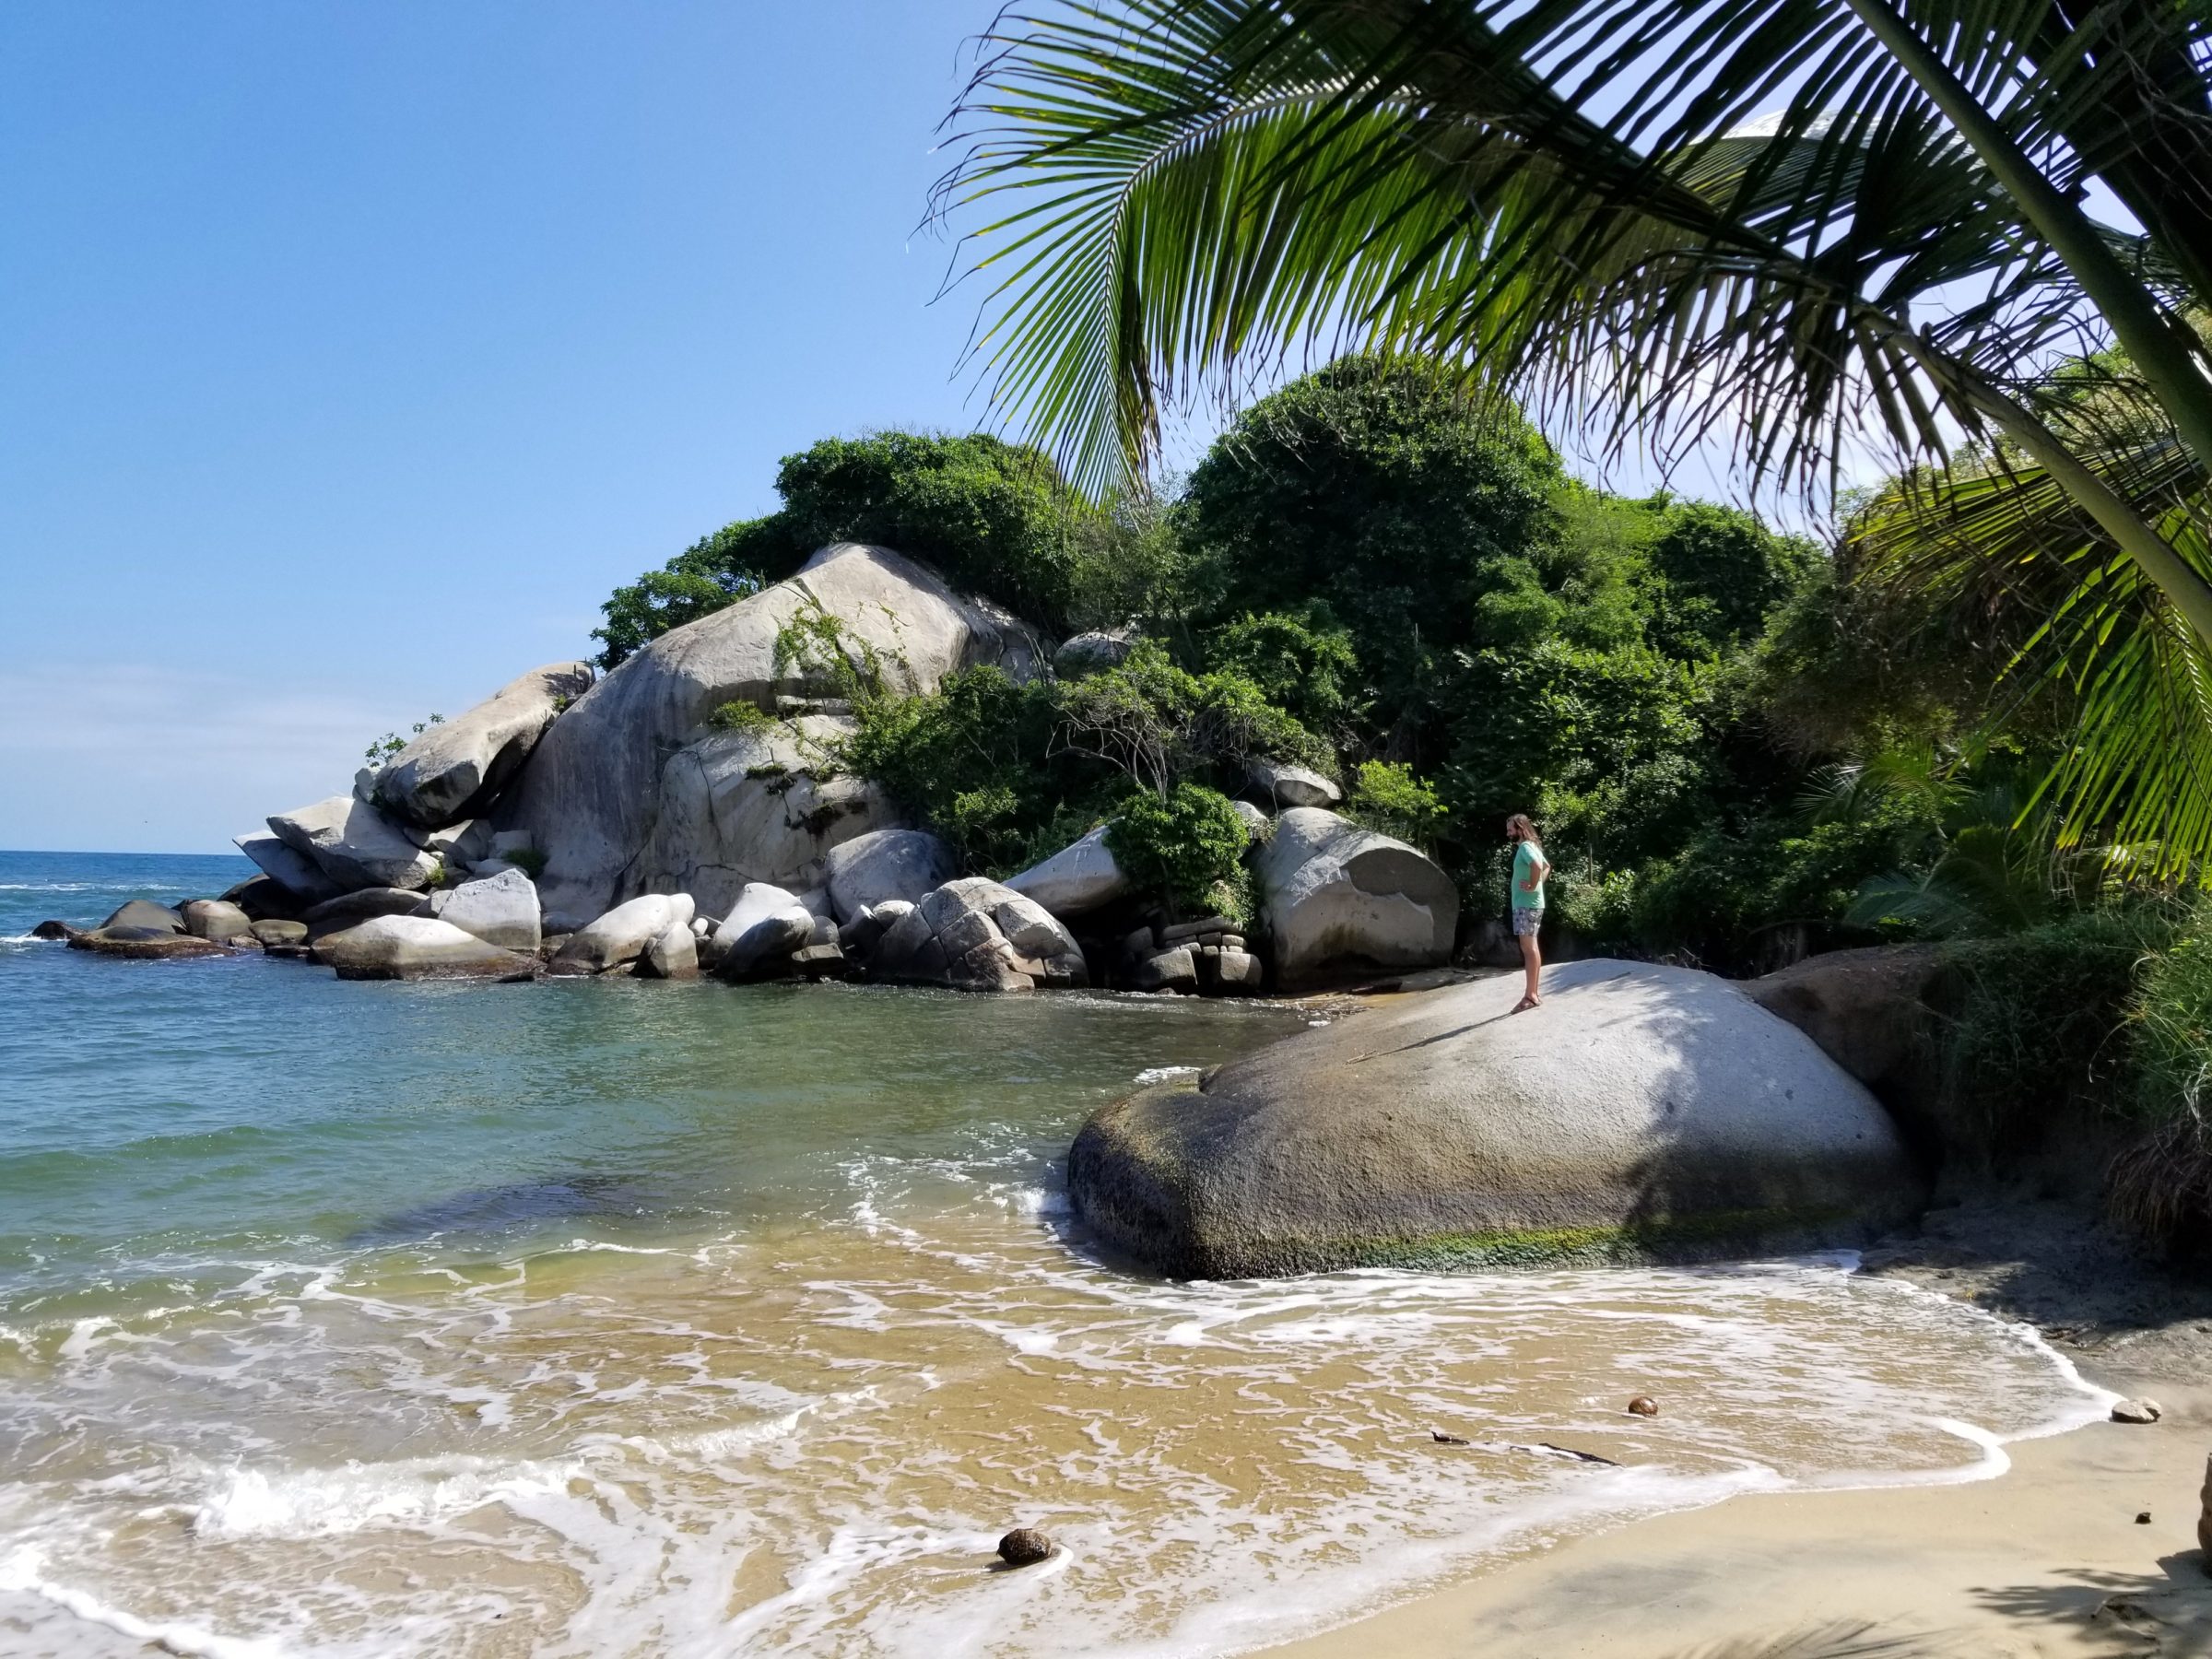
1512 994 1540 1013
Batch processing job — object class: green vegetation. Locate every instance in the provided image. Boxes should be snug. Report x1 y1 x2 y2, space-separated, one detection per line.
1104 785 1252 923
707 700 774 734
363 713 444 768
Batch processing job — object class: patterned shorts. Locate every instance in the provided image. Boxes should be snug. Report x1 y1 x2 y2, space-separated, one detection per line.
1511 907 1544 937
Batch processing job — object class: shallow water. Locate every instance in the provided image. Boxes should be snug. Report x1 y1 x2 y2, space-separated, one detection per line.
0 852 2112 1656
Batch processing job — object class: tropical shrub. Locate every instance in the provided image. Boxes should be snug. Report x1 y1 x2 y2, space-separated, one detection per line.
1105 784 1252 920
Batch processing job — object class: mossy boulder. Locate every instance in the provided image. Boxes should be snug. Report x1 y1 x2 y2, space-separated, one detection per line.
1067 959 1923 1278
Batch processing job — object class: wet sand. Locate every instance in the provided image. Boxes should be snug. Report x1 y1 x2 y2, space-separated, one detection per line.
1272 1198 2212 1658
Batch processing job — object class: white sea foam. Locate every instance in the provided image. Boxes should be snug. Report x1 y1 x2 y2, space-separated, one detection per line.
0 1547 283 1659
1131 1065 1201 1086
190 1453 584 1540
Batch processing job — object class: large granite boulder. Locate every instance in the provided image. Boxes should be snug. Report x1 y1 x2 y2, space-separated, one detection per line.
1053 628 1135 678
180 900 253 942
372 662 594 829
100 900 184 934
498 543 1044 920
232 831 345 905
871 878 1088 993
1247 759 1341 810
1003 825 1128 918
436 867 541 954
1068 960 1923 1278
549 893 697 976
313 915 537 982
631 715 901 919
1253 807 1457 987
266 796 441 892
824 829 957 926
637 921 700 980
708 882 814 978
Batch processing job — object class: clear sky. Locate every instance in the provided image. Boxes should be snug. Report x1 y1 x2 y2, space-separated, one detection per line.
0 1 1029 853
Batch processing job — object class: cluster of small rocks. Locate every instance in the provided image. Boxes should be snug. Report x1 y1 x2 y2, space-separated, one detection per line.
1117 915 1263 996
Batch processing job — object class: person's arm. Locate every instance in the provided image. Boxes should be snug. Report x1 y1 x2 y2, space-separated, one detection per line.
1517 851 1549 892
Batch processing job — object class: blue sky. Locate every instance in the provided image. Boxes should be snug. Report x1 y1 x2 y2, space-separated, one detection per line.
1 1 1026 852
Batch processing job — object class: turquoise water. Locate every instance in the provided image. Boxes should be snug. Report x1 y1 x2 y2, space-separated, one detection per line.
0 852 2116 1658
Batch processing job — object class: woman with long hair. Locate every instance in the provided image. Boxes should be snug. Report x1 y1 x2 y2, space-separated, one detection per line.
1506 814 1548 1012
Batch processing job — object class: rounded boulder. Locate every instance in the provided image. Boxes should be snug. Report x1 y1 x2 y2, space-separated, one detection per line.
1067 959 1923 1278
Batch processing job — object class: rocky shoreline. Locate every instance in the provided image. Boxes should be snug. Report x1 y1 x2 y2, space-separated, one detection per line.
46 536 2127 1287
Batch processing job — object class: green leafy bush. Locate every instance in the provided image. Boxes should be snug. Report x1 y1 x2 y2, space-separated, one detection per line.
1105 784 1252 919
594 517 798 670
1347 760 1445 849
363 713 444 767
707 700 773 733
1205 606 1360 734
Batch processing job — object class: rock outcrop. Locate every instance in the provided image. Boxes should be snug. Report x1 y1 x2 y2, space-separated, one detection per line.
301 888 429 935
824 829 957 926
1068 959 1921 1278
436 868 541 954
313 915 537 982
549 893 697 976
1004 825 1128 917
498 543 1043 920
372 662 594 829
1253 808 1457 986
871 878 1088 993
266 795 441 892
629 715 900 919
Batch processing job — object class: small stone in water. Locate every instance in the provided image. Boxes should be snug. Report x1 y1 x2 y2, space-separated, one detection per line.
2137 1512 2153 1524
1627 1395 1659 1418
998 1528 1054 1567
2112 1398 2163 1424
1430 1430 1470 1445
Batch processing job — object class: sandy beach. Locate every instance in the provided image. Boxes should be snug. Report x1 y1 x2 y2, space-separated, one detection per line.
1274 1199 2212 1658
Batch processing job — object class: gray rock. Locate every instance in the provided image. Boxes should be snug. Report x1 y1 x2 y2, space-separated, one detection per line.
1067 959 1922 1279
790 942 848 978
496 543 1044 919
372 662 595 829
637 921 700 981
871 878 1088 994
100 900 184 934
250 919 309 947
301 888 430 935
1206 947 1265 993
795 885 836 921
232 831 347 904
490 830 536 858
1053 628 1135 678
266 795 441 892
313 915 538 982
824 829 958 926
709 882 814 978
438 867 541 954
219 874 307 922
2112 1398 2163 1425
542 912 589 937
1004 825 1128 918
181 900 253 942
67 926 228 960
1247 759 1342 810
629 716 903 920
1127 946 1197 994
1253 808 1457 988
1230 799 1271 841
550 893 697 976
418 819 495 865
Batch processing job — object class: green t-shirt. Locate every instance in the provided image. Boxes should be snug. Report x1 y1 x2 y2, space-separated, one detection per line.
1512 841 1546 911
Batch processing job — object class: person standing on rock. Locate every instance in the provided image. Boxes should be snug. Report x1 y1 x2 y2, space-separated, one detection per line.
1507 814 1548 1011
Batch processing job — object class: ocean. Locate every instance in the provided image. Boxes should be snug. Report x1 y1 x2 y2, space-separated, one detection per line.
0 850 2112 1657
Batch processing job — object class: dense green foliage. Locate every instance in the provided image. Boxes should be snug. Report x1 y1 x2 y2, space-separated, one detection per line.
1104 785 1252 921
